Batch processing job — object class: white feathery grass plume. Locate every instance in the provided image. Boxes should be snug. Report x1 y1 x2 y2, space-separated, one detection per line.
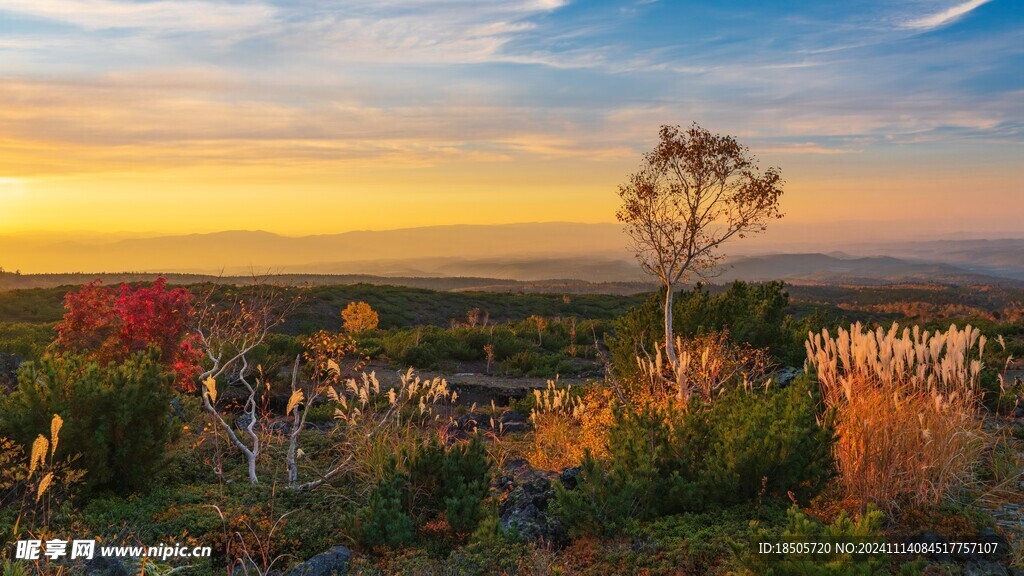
287 389 304 415
29 435 48 478
50 414 63 457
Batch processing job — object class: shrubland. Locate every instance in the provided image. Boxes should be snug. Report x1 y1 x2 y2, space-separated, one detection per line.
0 278 1019 576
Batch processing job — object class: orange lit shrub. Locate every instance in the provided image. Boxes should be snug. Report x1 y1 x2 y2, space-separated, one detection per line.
807 323 989 510
527 384 613 470
342 301 379 334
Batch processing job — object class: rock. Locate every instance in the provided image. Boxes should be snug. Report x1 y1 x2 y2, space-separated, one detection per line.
559 466 583 491
962 561 1008 576
501 410 528 424
311 420 339 432
169 397 187 421
906 531 951 563
0 352 24 391
498 459 565 546
452 412 488 431
499 410 530 434
977 527 1010 561
83 556 130 576
269 420 291 433
500 421 529 434
234 413 254 431
774 366 803 386
286 546 350 576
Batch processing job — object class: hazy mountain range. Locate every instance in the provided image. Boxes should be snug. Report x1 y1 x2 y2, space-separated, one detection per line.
2 223 1024 288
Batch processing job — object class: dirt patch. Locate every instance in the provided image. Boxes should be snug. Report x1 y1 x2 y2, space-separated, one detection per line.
363 362 593 407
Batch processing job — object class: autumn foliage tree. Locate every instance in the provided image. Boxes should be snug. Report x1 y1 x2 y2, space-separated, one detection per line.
617 124 783 397
54 278 202 391
342 301 379 333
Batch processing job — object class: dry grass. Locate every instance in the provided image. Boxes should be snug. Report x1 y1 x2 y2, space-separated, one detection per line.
527 333 771 470
320 368 457 496
527 382 613 470
636 332 772 403
528 412 585 470
807 322 989 510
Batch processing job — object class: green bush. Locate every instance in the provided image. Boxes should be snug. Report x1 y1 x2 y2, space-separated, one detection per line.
553 376 834 536
0 350 175 493
487 328 529 360
406 436 491 534
500 350 536 377
733 505 924 575
357 464 416 549
607 282 820 377
0 322 53 361
355 436 492 547
403 344 441 369
439 438 491 533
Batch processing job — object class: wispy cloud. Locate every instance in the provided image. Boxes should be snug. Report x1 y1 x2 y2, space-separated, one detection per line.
752 142 863 155
273 0 569 65
0 0 278 32
904 0 992 30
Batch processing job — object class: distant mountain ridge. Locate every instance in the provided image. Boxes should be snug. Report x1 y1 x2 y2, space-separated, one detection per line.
0 223 628 274
3 223 1024 287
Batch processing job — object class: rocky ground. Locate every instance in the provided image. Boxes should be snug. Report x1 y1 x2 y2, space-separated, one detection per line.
978 414 1024 557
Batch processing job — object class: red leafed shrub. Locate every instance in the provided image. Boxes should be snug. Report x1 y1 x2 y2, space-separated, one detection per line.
55 278 202 391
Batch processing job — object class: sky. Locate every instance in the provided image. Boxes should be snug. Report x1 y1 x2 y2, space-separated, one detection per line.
0 0 1021 238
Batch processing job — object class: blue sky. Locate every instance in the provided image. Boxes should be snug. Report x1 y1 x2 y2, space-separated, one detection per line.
0 0 1021 236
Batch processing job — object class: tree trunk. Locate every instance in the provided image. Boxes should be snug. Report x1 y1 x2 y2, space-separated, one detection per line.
286 356 301 485
247 452 259 484
663 285 679 391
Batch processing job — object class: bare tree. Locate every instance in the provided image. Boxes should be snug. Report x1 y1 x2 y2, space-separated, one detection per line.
284 356 304 485
529 315 547 346
195 279 299 484
617 124 783 395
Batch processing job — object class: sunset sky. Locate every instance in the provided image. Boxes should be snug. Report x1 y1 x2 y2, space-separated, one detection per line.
0 0 1021 238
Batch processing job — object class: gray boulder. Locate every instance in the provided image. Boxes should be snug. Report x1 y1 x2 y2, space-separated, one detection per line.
287 546 350 576
962 561 1009 576
499 410 530 434
498 460 566 546
774 366 803 386
0 352 24 390
977 527 1010 561
906 530 951 563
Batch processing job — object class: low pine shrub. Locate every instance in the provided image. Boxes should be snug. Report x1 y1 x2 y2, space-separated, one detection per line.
0 350 174 493
355 436 492 547
553 376 834 536
606 282 815 378
733 505 925 575
501 350 536 377
357 463 416 549
439 438 492 533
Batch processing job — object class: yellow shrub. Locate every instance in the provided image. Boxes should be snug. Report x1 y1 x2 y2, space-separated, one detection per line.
528 412 584 470
527 386 613 470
